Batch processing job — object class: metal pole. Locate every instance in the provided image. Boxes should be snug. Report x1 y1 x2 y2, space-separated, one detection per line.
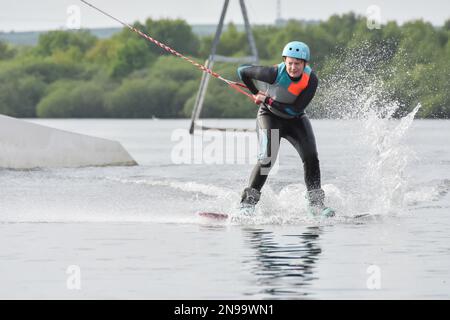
239 0 259 63
190 0 229 134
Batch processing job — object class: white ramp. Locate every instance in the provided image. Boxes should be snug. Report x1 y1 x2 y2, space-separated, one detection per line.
0 115 137 169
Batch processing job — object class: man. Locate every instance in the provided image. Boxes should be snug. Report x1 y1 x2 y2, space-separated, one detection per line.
237 41 334 217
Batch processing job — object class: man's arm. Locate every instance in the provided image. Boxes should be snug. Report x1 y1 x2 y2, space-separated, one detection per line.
265 72 318 115
237 65 278 94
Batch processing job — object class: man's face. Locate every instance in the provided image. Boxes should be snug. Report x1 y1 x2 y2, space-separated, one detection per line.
284 57 305 78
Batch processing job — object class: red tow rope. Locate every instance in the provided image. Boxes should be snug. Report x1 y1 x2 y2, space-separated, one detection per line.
80 0 254 101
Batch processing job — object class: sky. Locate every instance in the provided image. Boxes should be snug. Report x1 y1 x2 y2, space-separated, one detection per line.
0 0 449 32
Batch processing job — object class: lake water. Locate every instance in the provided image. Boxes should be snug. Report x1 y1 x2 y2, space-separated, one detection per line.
0 118 449 299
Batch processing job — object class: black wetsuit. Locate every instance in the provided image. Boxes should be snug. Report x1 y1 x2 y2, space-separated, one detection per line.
238 65 321 192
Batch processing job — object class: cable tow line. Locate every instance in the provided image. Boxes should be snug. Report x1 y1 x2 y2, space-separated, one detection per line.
80 0 254 101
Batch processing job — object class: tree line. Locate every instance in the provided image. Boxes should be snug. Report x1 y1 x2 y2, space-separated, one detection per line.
0 13 449 119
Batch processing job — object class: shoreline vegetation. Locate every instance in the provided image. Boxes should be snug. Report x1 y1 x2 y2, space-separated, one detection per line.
0 13 449 119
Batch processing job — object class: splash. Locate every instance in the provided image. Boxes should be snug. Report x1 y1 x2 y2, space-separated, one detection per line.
353 104 421 215
314 42 421 216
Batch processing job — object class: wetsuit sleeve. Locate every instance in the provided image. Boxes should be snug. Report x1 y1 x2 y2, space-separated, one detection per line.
265 71 318 114
237 65 278 95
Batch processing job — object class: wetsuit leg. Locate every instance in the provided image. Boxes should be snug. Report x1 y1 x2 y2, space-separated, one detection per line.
248 112 282 191
284 115 321 191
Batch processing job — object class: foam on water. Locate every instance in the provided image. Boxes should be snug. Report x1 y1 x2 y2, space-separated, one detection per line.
404 179 450 206
108 177 235 199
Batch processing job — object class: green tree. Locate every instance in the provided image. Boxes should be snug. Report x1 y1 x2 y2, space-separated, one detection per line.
110 37 156 78
144 18 200 57
23 59 88 83
85 38 121 66
106 79 172 118
35 30 97 57
0 75 46 117
0 41 17 60
147 56 201 82
444 19 450 31
36 81 106 118
397 20 442 64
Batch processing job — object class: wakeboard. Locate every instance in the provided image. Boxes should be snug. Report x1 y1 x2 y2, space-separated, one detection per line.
197 212 229 220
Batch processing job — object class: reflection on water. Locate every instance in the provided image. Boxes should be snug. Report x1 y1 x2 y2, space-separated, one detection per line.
243 227 322 299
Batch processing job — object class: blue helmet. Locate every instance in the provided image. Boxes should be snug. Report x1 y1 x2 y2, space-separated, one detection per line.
282 41 310 61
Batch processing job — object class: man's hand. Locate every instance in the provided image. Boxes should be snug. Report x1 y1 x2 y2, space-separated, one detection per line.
253 92 267 105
